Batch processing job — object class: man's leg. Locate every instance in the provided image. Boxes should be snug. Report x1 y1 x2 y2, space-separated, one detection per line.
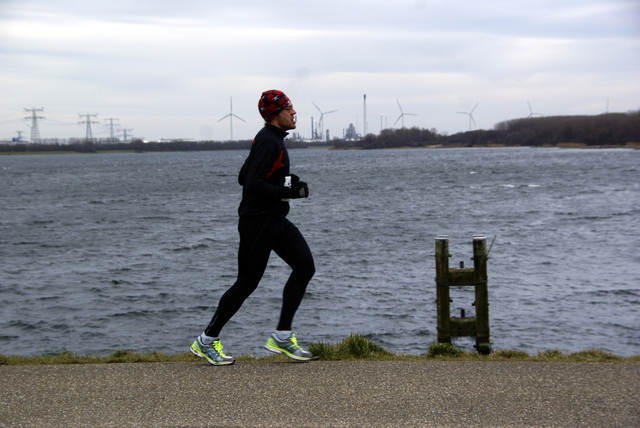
204 216 276 337
273 219 315 331
262 219 315 361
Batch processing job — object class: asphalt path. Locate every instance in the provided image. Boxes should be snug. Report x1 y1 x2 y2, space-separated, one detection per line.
1 360 638 427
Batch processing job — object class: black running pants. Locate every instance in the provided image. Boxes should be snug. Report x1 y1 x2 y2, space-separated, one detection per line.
205 215 315 337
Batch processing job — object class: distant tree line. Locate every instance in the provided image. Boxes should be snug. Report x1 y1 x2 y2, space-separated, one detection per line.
494 112 640 147
335 111 640 149
349 127 440 149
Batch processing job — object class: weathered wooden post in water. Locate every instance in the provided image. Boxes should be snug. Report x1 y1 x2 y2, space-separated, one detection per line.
435 235 491 354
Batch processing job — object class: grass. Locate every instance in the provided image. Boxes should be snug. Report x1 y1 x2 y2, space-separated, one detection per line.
1 334 638 366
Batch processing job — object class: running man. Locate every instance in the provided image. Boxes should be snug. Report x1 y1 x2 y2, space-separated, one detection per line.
190 90 315 365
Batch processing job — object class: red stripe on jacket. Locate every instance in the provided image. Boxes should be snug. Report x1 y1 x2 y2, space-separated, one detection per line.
265 150 284 179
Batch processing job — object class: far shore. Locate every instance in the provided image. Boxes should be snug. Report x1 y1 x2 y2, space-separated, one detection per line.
1 141 639 156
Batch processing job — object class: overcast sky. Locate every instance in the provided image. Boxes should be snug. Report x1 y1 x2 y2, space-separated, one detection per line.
1 0 638 142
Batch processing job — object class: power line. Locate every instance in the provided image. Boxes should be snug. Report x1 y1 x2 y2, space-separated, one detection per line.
78 113 99 142
24 107 45 143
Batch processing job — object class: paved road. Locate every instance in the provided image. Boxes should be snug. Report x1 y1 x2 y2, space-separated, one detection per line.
1 360 638 427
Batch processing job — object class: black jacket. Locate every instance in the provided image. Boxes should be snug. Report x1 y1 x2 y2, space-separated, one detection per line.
238 124 291 218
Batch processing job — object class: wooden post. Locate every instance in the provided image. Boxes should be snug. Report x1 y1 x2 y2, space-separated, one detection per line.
473 235 491 355
435 235 450 344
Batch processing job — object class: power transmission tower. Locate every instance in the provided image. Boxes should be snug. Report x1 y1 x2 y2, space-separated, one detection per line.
121 128 133 143
24 107 44 143
104 117 120 141
79 113 99 142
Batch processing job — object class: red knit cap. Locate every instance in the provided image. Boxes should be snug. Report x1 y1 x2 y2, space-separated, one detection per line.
258 90 291 122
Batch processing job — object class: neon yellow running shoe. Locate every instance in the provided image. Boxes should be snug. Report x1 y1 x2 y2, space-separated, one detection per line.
265 333 313 361
190 337 234 365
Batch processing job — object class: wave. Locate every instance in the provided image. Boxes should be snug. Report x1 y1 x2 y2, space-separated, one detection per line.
1 148 639 357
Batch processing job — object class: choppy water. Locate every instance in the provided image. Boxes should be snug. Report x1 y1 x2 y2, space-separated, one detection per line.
1 147 638 357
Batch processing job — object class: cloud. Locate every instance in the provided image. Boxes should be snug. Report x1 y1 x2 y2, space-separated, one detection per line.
1 0 638 141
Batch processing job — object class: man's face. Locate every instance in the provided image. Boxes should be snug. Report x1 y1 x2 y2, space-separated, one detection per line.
272 105 297 131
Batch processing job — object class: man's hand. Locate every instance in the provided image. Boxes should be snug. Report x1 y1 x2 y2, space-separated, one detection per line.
287 181 309 199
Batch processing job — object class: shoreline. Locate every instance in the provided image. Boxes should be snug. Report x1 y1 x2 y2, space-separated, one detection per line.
2 347 638 366
1 142 639 156
2 336 638 366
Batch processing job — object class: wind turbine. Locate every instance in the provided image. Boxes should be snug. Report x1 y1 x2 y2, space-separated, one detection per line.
218 97 246 141
458 102 479 130
527 100 543 118
312 101 337 140
394 100 417 128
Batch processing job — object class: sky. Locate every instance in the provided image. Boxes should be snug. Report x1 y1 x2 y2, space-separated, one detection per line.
0 0 639 142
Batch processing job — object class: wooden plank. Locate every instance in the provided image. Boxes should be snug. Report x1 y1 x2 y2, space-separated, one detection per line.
447 268 476 285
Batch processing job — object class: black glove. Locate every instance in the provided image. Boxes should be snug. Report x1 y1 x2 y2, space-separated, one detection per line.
287 181 309 199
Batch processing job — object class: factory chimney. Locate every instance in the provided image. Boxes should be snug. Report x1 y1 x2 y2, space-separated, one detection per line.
363 94 367 136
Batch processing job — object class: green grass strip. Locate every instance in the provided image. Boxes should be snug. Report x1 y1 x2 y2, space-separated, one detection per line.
1 334 638 365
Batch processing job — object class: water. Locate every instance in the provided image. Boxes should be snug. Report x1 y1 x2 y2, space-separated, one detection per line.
1 148 638 357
